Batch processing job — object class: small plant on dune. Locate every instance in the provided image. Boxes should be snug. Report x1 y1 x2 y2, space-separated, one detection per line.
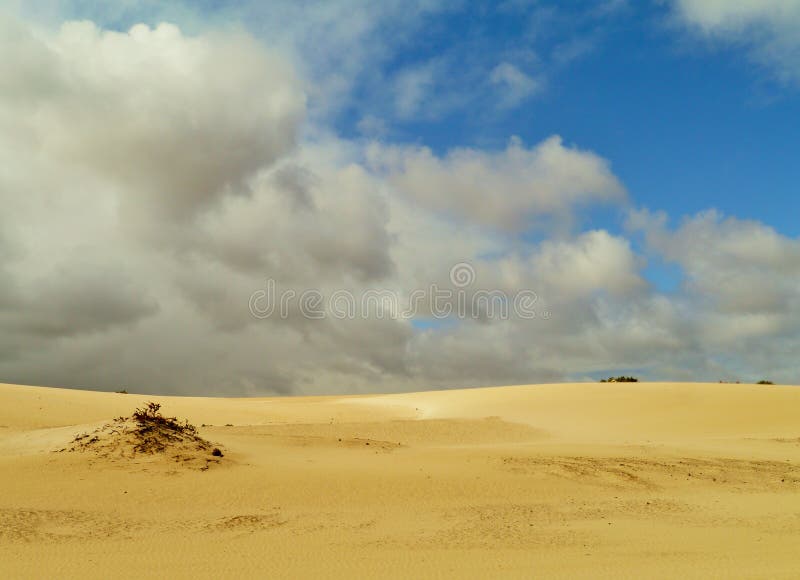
131 402 198 442
62 402 224 470
757 380 774 385
125 402 221 461
600 376 639 383
132 401 163 421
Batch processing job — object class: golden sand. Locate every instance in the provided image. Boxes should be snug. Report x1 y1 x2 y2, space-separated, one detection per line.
1 381 799 578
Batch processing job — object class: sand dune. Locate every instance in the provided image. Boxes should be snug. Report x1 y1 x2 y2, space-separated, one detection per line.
1 381 799 578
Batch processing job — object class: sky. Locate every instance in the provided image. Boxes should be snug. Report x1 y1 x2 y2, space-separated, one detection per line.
1 0 799 395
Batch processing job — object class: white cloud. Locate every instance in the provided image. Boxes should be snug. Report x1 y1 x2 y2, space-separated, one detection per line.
673 0 800 84
368 135 626 232
5 1 623 124
626 208 800 381
356 115 389 138
527 230 645 299
673 0 800 31
2 19 304 221
629 208 800 317
3 0 456 121
393 62 440 118
490 62 542 108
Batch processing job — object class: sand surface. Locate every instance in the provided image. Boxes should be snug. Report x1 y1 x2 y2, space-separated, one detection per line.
1 381 799 578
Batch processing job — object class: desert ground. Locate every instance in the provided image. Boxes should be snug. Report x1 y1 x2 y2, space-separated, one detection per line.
0 381 799 579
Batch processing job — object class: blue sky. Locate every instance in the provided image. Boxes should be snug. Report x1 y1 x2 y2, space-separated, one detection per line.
2 0 800 393
332 1 800 237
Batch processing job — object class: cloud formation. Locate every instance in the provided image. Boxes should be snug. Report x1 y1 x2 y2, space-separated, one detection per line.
368 136 625 233
673 0 800 84
490 62 543 108
1 10 799 395
1 18 303 220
